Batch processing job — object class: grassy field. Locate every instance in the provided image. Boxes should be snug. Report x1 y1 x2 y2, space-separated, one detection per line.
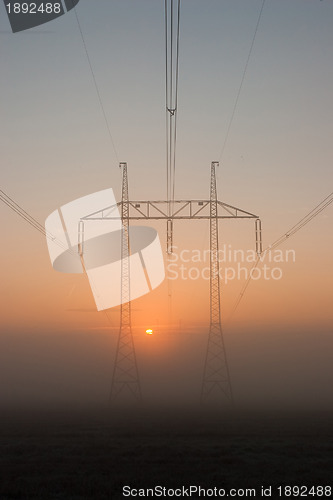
0 408 332 499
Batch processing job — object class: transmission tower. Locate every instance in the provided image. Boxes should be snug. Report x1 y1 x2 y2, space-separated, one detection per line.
110 162 142 404
201 162 233 405
82 162 261 406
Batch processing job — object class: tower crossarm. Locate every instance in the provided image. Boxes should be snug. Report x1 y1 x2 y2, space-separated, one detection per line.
81 199 259 221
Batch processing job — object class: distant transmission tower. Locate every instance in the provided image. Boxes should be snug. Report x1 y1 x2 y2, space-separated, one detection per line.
201 162 233 405
110 162 142 404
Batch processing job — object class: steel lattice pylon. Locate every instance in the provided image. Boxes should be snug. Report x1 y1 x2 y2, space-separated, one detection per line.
201 162 233 405
110 163 142 404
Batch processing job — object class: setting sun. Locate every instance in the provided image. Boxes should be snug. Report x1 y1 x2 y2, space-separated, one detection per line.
146 329 153 335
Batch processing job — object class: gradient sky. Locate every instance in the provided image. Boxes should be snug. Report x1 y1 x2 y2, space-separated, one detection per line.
0 0 332 409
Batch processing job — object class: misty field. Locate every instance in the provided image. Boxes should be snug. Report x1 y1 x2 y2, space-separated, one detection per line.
0 409 332 499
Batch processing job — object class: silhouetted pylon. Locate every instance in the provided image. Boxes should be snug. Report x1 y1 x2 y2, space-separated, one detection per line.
110 163 142 404
201 162 233 405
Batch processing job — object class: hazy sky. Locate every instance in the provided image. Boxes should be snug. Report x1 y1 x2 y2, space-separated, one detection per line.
0 0 332 409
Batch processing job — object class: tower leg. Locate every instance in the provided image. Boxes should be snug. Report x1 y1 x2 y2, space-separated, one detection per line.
110 163 142 404
201 162 233 405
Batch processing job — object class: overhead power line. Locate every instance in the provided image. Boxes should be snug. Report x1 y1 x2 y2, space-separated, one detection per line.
226 190 333 323
266 192 333 252
71 2 119 164
0 189 75 255
0 190 46 237
219 0 266 162
165 0 181 208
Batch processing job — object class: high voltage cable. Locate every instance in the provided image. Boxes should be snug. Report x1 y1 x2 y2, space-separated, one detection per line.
165 0 181 209
226 191 333 324
1 7 122 263
165 0 181 334
218 0 266 162
0 189 77 255
70 2 119 165
172 0 181 204
0 190 46 236
267 192 333 250
0 188 112 310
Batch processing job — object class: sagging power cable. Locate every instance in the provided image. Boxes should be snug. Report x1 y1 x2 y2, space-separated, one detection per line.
0 189 76 255
165 0 181 210
70 1 119 164
226 190 333 323
219 0 266 162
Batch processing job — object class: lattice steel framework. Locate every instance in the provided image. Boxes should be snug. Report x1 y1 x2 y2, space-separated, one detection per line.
201 162 233 404
110 163 142 403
